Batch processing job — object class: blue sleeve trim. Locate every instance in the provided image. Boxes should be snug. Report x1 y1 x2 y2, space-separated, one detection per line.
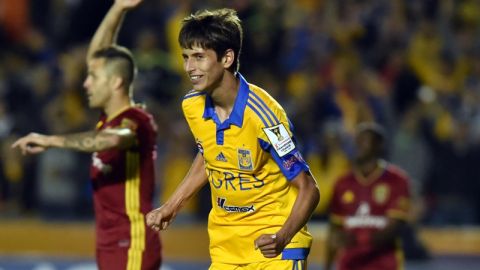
259 138 271 151
269 147 309 181
282 248 310 260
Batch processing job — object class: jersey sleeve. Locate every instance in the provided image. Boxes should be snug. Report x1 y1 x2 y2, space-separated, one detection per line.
329 178 345 225
120 110 157 151
386 173 411 221
258 117 309 181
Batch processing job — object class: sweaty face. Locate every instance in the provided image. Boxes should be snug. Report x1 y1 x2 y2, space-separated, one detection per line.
83 58 112 108
182 46 225 92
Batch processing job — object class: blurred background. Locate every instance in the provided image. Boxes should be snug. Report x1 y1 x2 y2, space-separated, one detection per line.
1 0 480 269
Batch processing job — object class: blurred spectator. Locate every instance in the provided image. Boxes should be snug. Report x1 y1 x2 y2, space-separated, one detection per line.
0 0 479 227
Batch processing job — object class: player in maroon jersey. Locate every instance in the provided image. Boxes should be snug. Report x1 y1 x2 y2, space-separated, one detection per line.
325 122 411 270
11 0 162 269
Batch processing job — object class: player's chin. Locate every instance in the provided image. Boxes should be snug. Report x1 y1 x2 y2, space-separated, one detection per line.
88 101 101 109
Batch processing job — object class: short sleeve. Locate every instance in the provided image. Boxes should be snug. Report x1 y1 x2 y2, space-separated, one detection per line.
386 175 411 221
258 120 309 180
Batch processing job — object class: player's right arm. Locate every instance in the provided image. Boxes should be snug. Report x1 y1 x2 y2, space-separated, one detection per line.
86 0 143 61
11 128 136 154
146 152 208 231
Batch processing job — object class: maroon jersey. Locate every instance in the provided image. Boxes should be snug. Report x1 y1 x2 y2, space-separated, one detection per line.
90 107 161 267
330 161 410 270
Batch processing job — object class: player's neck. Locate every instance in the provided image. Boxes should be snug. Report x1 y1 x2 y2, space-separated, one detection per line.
104 95 133 120
356 159 380 177
210 73 239 122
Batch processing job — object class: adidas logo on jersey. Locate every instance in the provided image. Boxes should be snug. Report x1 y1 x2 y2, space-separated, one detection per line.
215 152 228 162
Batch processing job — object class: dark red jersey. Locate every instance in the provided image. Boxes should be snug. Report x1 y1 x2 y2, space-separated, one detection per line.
330 161 410 270
90 106 161 268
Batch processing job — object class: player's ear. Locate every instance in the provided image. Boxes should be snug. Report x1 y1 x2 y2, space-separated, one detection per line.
222 49 234 69
111 76 124 91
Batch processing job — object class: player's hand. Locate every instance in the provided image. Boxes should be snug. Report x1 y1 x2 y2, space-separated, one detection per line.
146 205 177 231
11 133 50 155
254 233 288 258
114 0 143 10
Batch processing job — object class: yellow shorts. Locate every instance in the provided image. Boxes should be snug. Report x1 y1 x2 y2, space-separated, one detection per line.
209 259 306 270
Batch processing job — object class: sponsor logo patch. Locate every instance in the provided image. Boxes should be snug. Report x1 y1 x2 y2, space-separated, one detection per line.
217 197 255 213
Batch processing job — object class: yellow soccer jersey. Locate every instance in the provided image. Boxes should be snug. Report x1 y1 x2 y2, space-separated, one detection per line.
182 74 313 264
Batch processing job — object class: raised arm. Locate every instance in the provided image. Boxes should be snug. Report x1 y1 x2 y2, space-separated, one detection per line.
11 128 136 154
87 0 143 60
146 153 208 231
255 171 320 258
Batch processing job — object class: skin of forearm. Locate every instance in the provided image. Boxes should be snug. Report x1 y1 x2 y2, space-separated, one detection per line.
277 174 320 243
371 220 404 249
87 4 126 58
55 131 119 152
165 153 208 209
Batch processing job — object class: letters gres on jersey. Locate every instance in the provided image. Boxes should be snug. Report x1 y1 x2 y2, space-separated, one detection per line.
182 74 312 264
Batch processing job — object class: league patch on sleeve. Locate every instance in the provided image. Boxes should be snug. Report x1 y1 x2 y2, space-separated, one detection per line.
263 123 295 157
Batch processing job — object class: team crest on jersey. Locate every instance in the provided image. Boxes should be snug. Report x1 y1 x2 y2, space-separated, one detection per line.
373 184 390 204
196 139 204 155
263 123 295 157
342 190 355 204
237 149 253 170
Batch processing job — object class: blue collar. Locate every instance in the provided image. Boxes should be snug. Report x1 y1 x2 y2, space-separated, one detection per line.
203 73 249 129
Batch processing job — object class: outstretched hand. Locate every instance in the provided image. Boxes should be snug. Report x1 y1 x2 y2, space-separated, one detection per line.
254 233 288 258
11 133 51 155
114 0 143 10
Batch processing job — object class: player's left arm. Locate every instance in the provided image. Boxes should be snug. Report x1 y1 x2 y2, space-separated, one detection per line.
11 128 136 154
371 174 411 249
255 171 320 258
370 218 406 250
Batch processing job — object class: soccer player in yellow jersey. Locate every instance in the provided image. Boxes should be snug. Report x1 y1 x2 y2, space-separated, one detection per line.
146 8 320 270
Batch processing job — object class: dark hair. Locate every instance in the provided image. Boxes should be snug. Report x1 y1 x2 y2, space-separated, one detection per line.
356 122 386 144
179 8 243 73
92 46 137 90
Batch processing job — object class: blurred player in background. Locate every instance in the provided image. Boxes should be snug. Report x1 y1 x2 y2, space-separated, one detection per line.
325 122 411 270
146 8 320 270
11 0 162 269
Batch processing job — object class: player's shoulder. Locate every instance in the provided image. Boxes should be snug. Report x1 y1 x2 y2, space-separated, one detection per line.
384 163 410 184
123 106 153 121
182 89 206 111
248 83 284 112
334 171 356 188
246 83 287 128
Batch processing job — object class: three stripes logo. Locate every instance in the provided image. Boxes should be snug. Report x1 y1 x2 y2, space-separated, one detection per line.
215 152 228 162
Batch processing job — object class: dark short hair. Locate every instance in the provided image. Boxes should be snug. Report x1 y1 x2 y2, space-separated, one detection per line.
356 122 386 143
92 46 137 89
179 8 243 73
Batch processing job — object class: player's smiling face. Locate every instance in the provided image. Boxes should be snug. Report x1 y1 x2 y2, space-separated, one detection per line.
182 45 226 93
83 58 112 109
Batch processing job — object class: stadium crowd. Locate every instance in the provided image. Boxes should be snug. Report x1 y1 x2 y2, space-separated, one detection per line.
1 0 480 226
